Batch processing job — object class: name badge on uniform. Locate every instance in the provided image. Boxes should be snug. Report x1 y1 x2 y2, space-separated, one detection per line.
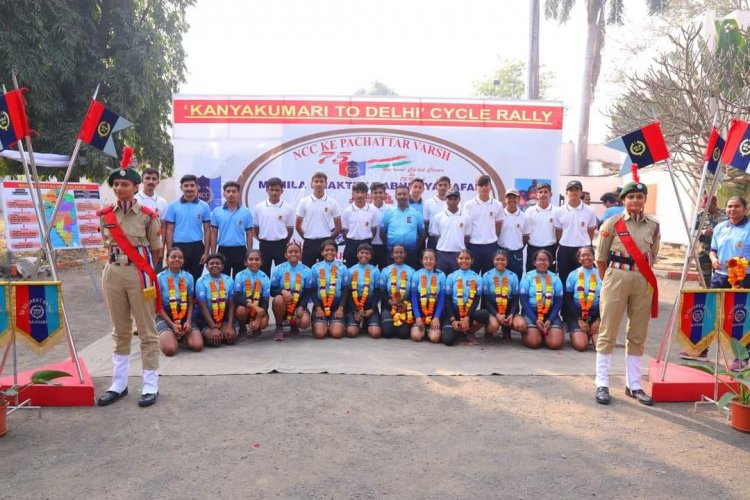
406 216 412 223
196 214 202 221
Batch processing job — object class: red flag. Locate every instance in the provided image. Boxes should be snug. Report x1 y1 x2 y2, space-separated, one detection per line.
0 89 31 150
720 119 750 172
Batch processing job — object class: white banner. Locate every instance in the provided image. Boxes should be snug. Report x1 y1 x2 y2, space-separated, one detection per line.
173 96 563 222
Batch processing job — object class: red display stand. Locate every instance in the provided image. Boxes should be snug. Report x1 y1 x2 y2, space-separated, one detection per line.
0 357 94 407
647 359 738 402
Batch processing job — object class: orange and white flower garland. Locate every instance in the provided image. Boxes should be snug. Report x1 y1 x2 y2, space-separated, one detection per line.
167 275 188 330
577 271 597 319
391 267 413 326
493 274 509 316
457 278 477 319
419 273 438 325
284 272 303 324
319 266 338 318
209 279 226 324
535 274 552 319
245 277 262 319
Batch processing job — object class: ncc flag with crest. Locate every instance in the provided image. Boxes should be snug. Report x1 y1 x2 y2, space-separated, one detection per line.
606 122 670 169
0 88 32 151
720 119 750 172
704 127 725 175
77 99 132 157
11 281 65 355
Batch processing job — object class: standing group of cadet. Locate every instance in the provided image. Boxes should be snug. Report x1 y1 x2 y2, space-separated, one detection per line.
97 151 660 407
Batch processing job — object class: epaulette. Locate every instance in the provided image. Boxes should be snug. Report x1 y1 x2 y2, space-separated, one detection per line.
139 205 158 219
96 205 115 217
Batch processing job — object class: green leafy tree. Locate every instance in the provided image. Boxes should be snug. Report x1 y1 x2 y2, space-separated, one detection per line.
0 0 194 181
354 80 398 96
544 0 668 175
474 58 554 99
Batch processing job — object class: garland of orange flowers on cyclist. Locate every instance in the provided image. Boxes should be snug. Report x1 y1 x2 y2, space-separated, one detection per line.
209 279 226 324
419 273 438 325
391 267 413 326
284 272 303 324
245 277 262 319
457 278 477 318
577 271 597 320
167 275 188 329
493 274 509 316
319 266 338 317
535 274 552 319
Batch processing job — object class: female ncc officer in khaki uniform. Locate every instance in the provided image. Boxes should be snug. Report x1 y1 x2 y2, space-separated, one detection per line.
97 147 163 408
594 177 660 406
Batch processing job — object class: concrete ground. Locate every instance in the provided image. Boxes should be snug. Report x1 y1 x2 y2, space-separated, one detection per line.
1 263 749 500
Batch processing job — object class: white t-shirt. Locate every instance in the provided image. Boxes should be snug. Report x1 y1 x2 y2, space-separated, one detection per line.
424 195 447 236
525 203 558 246
296 194 341 239
253 199 295 241
463 196 504 244
434 209 471 252
554 202 598 247
342 203 379 240
134 191 167 221
499 207 527 251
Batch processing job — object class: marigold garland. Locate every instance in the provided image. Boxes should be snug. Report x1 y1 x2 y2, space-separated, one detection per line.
209 279 226 324
245 277 262 319
351 268 371 310
319 265 338 317
457 277 477 319
727 257 749 289
167 275 188 330
577 271 597 319
419 273 438 324
391 267 413 326
493 274 509 316
535 274 552 319
284 271 303 324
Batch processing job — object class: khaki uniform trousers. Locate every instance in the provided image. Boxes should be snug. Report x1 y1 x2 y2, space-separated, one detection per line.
596 267 652 356
102 263 160 370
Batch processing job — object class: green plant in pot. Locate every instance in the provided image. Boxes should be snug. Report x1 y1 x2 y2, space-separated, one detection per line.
682 338 750 433
1 370 72 438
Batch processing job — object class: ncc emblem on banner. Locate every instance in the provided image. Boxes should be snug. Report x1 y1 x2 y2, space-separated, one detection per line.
0 111 9 131
197 175 222 210
340 160 366 179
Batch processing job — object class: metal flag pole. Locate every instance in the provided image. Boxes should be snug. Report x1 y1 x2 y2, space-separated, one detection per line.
30 84 100 276
658 165 726 381
4 79 83 382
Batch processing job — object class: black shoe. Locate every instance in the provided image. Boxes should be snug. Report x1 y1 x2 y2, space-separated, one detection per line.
625 387 653 406
138 392 158 407
97 388 128 406
595 386 611 405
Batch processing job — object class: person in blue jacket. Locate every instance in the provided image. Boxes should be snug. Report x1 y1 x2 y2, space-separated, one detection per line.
309 239 350 339
346 243 382 339
443 250 489 346
563 246 601 352
518 249 564 349
410 249 447 343
233 250 271 337
483 249 525 341
379 245 416 339
270 242 312 341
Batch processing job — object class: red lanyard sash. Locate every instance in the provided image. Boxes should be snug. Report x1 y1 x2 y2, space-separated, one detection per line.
103 208 162 312
614 216 658 318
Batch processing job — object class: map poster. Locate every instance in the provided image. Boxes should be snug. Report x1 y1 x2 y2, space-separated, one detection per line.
2 181 104 251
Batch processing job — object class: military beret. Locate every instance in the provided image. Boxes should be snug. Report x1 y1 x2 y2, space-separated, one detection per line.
107 145 141 186
619 181 647 198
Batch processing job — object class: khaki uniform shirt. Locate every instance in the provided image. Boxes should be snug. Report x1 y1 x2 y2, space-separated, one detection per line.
100 202 162 251
596 212 660 264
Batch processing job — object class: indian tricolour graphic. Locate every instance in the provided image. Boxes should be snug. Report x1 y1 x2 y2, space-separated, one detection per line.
173 96 563 225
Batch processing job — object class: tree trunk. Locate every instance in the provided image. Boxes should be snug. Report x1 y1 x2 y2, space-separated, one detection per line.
526 0 540 100
574 0 606 176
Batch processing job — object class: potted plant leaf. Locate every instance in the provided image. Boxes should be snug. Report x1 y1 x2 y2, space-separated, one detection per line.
1 370 72 438
682 338 750 433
